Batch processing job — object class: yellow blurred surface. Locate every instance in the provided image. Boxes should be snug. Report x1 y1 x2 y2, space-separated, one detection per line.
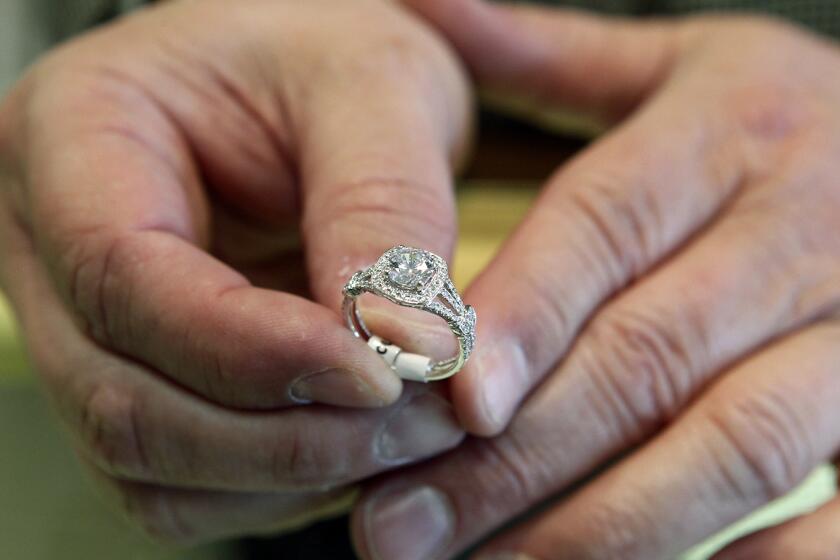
0 292 28 380
453 182 535 287
0 183 834 559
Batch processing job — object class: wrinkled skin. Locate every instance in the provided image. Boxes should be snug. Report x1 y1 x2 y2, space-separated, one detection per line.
6 0 840 556
0 0 473 544
353 2 840 560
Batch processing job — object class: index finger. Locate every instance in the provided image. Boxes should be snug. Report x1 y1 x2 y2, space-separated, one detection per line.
19 62 401 410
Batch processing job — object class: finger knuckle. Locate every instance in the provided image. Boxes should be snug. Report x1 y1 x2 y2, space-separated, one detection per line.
62 229 113 341
64 229 164 347
270 424 343 489
563 168 659 281
582 305 705 438
704 389 812 503
509 265 574 359
310 10 438 86
80 382 152 479
724 82 813 147
62 230 142 345
119 485 197 546
305 176 455 249
719 201 840 325
346 33 432 84
460 436 550 515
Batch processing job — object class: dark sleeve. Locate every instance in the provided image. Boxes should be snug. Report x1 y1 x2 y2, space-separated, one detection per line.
518 0 840 39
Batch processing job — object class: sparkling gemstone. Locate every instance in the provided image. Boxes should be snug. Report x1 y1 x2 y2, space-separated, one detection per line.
387 247 434 289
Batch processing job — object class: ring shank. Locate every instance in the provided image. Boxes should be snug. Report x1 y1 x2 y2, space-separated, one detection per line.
342 294 468 381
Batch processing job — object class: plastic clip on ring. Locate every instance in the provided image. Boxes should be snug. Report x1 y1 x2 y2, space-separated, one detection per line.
366 335 432 383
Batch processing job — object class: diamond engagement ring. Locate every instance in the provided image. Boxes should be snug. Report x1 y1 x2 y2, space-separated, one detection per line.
342 245 476 382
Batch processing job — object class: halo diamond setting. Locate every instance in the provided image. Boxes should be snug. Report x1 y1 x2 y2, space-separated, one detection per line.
342 245 476 381
346 245 448 307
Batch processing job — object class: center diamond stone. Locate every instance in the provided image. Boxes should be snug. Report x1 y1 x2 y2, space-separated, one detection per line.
387 247 434 289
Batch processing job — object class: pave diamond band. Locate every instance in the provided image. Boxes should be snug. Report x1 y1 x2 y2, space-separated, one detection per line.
342 245 476 382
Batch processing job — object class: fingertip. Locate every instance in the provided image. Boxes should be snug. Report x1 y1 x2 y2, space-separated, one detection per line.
450 366 502 437
451 341 524 437
362 365 405 408
288 367 402 409
336 335 406 408
264 300 404 409
353 483 456 560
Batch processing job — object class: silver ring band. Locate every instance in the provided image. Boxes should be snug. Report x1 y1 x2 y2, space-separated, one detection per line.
341 245 476 382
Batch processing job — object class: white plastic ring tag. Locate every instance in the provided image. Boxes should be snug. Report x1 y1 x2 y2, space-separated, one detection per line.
367 335 431 383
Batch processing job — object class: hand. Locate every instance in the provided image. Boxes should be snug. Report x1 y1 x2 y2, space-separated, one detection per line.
352 2 840 559
0 0 470 544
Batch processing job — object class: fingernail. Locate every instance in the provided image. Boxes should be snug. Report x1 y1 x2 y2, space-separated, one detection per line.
375 392 464 464
364 486 454 560
290 369 387 408
478 341 527 433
